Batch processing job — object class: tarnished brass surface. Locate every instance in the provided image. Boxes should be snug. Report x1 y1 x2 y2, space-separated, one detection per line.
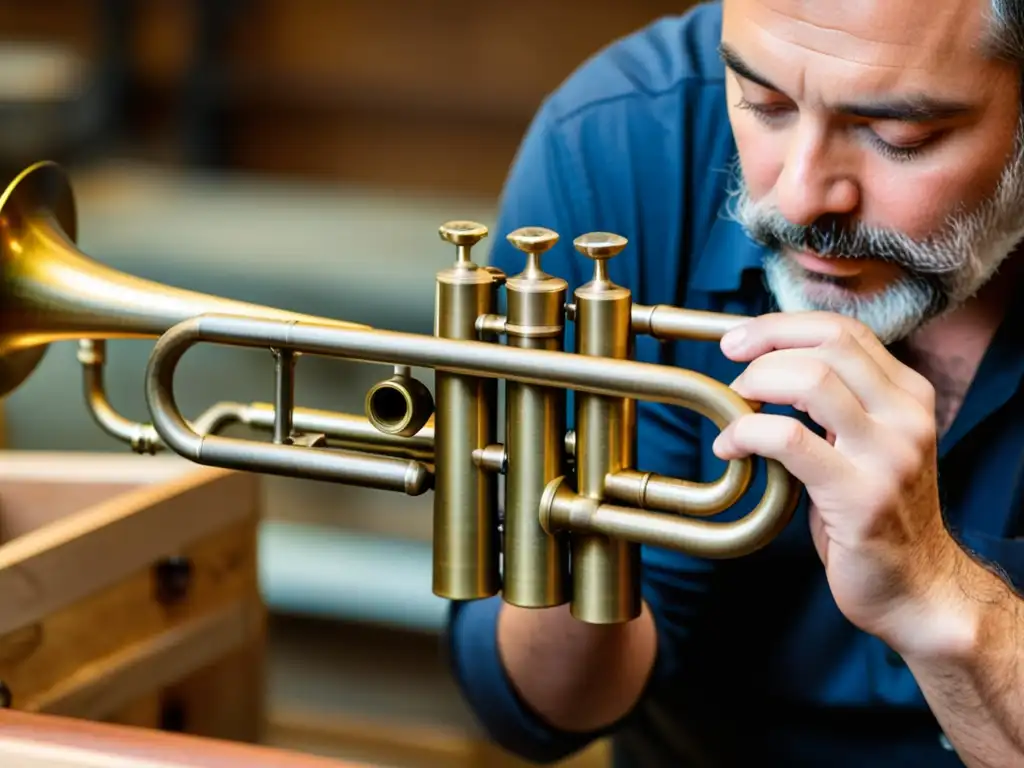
570 232 640 624
432 222 501 600
0 160 801 625
365 365 435 438
631 303 748 341
0 161 366 397
242 403 434 460
0 345 46 401
501 226 569 609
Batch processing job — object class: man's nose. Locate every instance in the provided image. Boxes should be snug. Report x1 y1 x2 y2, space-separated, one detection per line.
774 123 859 227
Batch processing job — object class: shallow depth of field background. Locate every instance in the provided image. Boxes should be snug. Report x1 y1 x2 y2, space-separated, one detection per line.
0 3 692 766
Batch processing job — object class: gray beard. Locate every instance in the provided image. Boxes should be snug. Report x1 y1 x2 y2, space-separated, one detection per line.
723 121 1024 344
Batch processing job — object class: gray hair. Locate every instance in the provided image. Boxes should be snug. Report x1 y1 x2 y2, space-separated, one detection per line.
987 0 1024 66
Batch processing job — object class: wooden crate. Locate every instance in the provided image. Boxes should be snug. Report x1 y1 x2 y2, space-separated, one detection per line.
0 451 266 744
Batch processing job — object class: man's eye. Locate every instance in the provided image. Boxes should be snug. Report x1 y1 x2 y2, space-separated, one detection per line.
861 124 941 163
735 97 792 122
863 130 928 162
870 123 933 150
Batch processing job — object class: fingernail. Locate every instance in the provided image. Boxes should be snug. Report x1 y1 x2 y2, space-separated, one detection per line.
721 326 745 352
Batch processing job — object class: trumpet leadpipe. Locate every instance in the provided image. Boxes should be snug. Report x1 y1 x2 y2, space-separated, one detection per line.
631 303 748 342
500 227 570 609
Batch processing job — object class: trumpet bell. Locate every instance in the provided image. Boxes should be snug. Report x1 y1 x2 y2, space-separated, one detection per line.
0 160 77 396
0 345 47 401
0 160 366 398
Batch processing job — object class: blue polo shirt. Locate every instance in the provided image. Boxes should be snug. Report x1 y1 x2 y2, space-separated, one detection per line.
446 3 1024 766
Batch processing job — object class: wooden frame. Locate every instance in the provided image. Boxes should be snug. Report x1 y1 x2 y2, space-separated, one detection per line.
0 708 360 767
0 451 265 742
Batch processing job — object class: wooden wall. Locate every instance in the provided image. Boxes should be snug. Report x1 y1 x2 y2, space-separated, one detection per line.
0 0 689 196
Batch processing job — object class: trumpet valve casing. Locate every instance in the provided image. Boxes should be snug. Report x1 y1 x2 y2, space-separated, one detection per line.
501 227 570 608
432 222 502 600
570 233 641 624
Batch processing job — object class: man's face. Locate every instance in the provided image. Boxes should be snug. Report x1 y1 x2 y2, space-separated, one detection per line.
721 0 1024 343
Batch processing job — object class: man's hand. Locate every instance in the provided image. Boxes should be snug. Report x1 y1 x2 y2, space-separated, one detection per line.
711 311 964 651
711 310 1024 766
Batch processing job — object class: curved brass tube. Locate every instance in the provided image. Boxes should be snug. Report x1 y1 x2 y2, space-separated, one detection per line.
76 339 434 460
77 339 162 454
144 313 797 559
146 319 434 496
541 466 800 560
189 400 248 436
611 303 773 518
603 463 752 517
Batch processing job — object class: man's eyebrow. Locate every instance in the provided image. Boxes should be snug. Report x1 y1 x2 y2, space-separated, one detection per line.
832 97 974 122
718 42 780 92
717 42 975 123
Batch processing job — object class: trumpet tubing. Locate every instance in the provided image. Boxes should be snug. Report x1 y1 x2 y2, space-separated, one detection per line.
0 160 801 625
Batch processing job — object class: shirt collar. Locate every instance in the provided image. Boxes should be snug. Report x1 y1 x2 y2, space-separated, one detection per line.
940 291 1024 456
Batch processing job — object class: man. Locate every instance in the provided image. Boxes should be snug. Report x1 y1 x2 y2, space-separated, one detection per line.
446 1 1024 766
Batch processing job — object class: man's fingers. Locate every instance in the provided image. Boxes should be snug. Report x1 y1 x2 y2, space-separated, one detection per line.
728 350 878 446
720 311 932 405
713 412 852 490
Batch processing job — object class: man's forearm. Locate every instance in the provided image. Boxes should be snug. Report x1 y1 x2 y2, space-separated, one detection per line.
496 601 658 733
896 545 1024 768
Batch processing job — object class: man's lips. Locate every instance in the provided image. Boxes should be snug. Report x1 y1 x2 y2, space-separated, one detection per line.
790 249 869 278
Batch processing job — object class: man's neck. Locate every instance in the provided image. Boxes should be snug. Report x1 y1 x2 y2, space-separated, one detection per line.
899 266 1018 435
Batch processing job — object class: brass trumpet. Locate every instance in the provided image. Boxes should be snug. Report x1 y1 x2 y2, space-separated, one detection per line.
0 161 799 625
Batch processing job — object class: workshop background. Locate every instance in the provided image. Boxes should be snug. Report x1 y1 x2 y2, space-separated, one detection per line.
0 2 688 766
